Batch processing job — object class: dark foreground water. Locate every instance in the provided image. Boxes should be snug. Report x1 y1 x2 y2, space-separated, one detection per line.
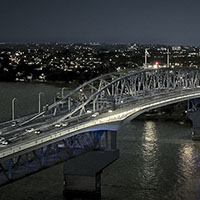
0 82 200 200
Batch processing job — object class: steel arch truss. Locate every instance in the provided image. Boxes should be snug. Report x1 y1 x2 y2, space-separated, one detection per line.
20 71 130 126
52 67 200 122
19 67 200 126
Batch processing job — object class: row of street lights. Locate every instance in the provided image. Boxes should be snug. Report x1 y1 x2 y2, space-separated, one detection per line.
11 87 68 121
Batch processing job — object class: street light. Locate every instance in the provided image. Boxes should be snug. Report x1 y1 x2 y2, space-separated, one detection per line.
12 98 16 121
38 92 44 113
61 87 67 108
61 87 67 98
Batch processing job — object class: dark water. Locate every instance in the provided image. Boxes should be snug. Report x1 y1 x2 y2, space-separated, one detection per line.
1 82 200 200
0 82 71 122
102 121 200 200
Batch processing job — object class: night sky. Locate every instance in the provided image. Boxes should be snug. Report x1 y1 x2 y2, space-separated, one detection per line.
1 0 200 45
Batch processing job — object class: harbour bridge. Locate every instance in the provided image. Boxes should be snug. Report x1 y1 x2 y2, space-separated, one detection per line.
0 66 200 198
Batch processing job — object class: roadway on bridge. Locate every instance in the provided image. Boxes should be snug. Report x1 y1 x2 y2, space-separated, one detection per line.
1 88 200 162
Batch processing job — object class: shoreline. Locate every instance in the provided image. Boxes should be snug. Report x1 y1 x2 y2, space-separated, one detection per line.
0 79 79 88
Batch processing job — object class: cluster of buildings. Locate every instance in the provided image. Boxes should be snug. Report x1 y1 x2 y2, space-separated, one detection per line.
0 43 200 83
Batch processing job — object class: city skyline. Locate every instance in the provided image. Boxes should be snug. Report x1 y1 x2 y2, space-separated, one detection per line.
1 0 200 46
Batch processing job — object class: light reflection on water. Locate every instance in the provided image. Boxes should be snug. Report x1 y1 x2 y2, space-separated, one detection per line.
176 144 199 199
140 121 159 189
102 121 200 200
143 121 157 143
179 144 195 173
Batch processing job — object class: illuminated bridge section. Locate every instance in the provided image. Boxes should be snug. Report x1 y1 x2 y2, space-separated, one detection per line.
0 66 200 186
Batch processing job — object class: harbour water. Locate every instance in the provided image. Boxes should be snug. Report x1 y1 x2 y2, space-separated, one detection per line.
0 82 71 122
0 82 200 200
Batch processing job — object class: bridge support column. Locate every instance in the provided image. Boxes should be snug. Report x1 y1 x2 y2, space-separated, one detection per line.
104 130 117 150
63 131 119 199
187 110 200 140
110 131 117 149
187 99 200 140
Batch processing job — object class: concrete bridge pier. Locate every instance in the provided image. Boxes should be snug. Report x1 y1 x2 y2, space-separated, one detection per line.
187 110 200 141
187 99 200 140
63 130 119 199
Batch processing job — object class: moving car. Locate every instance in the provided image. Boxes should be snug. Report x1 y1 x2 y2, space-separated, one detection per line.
55 123 62 128
55 122 68 128
0 137 10 146
1 140 9 145
34 129 42 135
92 112 99 117
25 128 34 133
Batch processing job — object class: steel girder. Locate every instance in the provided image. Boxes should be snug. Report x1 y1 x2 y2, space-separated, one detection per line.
187 98 200 111
0 130 108 186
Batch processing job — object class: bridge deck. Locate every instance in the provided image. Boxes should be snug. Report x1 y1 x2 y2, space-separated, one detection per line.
1 88 200 162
